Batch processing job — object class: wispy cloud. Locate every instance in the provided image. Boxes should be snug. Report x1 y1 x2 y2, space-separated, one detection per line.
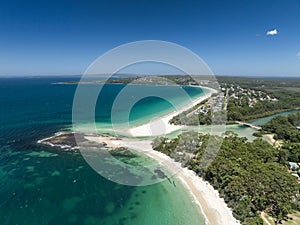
297 52 300 60
266 29 278 36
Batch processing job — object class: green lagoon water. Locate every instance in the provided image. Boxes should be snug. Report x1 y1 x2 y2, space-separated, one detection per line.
175 111 300 141
0 77 206 225
248 110 300 126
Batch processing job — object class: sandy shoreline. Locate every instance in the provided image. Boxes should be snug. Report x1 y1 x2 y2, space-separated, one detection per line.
84 135 240 225
125 86 218 137
83 86 240 224
39 85 239 224
263 134 283 148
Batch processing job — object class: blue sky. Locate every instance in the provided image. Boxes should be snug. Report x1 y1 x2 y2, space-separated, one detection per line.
0 0 300 76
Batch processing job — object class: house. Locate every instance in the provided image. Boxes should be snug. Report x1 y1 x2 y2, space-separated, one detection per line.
291 174 300 182
289 162 299 170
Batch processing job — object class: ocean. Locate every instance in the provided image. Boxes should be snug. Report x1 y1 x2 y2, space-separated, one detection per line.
0 77 206 225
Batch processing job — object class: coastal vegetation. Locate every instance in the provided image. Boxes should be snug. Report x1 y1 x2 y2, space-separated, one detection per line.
261 112 300 143
152 131 300 225
259 112 300 174
217 77 300 122
168 76 300 125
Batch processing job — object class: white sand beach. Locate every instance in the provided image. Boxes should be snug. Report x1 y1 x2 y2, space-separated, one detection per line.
82 86 239 225
263 134 283 148
84 135 240 225
126 87 218 137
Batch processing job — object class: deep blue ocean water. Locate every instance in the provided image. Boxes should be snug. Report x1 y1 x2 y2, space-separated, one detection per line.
0 77 205 225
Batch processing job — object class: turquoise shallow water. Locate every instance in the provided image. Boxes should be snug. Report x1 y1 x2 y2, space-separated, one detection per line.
0 77 205 225
2 77 292 225
72 83 205 133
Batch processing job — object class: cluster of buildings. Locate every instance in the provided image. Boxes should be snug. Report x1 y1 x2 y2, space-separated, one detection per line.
289 162 300 182
221 84 278 108
195 92 225 115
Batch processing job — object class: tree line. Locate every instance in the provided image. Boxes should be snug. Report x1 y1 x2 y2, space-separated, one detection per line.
152 131 299 225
